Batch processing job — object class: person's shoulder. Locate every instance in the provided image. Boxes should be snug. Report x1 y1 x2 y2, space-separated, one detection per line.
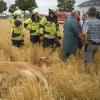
14 19 22 26
69 16 77 22
27 18 32 21
14 18 21 22
42 16 47 20
88 18 99 24
84 19 90 24
64 16 73 23
85 19 89 22
25 18 32 23
67 16 73 21
71 18 77 24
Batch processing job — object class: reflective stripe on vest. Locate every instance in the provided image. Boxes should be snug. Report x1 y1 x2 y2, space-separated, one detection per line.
44 21 57 38
11 19 23 40
13 26 21 33
29 22 40 35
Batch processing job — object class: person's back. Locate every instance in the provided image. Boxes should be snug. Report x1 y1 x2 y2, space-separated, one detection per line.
82 7 100 67
14 19 22 27
64 16 79 33
86 18 100 43
62 11 81 59
12 18 22 36
11 15 24 47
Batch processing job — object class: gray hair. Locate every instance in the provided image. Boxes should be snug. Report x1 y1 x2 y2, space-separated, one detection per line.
71 10 80 16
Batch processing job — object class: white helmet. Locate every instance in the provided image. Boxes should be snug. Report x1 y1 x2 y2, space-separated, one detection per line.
13 9 22 16
32 8 39 14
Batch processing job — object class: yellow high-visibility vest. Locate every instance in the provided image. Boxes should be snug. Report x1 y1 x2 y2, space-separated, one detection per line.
11 19 24 40
40 17 59 38
25 18 40 35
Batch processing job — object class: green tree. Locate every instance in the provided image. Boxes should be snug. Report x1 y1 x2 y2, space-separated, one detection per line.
0 0 7 15
9 4 17 14
57 0 75 11
15 0 37 16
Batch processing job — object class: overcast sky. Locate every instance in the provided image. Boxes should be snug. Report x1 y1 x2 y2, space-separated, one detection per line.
4 0 88 14
4 0 88 8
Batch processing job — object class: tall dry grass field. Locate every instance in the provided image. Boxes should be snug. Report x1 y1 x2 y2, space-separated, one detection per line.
0 19 100 100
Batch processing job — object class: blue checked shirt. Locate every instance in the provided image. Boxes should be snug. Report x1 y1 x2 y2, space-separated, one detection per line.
82 17 100 43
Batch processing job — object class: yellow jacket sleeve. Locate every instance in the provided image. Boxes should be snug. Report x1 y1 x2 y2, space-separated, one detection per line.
40 17 47 25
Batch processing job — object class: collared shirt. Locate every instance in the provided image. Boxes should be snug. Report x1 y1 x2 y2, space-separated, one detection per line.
82 17 100 43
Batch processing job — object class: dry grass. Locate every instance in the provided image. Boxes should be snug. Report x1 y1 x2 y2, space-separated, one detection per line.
0 19 100 100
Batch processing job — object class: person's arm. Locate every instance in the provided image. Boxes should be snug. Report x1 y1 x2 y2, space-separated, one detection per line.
24 18 31 29
20 21 24 37
71 19 81 37
39 17 47 35
40 17 47 25
81 20 89 44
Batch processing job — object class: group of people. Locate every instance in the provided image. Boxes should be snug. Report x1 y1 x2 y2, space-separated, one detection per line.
63 7 100 67
11 9 61 49
11 7 100 68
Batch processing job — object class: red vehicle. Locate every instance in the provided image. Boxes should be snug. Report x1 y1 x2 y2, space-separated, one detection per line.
57 11 71 24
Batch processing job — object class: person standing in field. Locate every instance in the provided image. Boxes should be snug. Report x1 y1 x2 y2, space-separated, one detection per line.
40 9 61 49
62 10 81 59
81 7 100 72
24 8 41 44
11 11 24 48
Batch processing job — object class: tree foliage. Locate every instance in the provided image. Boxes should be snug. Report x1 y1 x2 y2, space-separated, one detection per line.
0 0 7 14
9 4 17 13
15 0 37 11
57 0 75 11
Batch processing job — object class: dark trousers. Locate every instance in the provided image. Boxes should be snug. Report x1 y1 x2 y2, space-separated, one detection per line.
55 39 61 48
30 35 40 44
78 38 83 49
43 38 55 48
84 43 99 64
12 39 24 47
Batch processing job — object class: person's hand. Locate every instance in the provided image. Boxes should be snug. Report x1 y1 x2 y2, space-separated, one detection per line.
57 36 62 40
22 34 24 37
80 33 88 44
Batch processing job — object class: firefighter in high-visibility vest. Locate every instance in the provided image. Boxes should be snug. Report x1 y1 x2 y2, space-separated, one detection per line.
24 8 41 44
40 9 61 48
11 10 24 47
